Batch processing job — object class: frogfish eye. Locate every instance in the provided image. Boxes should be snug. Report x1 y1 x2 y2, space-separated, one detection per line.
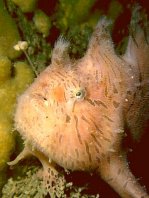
74 88 86 100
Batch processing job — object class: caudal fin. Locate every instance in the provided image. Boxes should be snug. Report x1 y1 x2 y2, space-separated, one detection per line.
123 5 149 141
123 5 149 82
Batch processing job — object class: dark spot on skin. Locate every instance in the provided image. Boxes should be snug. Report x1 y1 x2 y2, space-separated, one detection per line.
59 135 63 144
105 86 108 97
127 90 132 95
81 115 90 125
113 101 120 108
103 115 114 122
95 145 100 153
71 79 76 87
34 93 48 101
107 156 111 164
85 141 92 163
102 136 111 143
89 118 102 133
94 100 108 109
75 148 79 158
74 115 83 144
95 70 99 82
101 153 105 158
91 133 102 148
66 114 71 123
43 97 47 101
104 54 117 77
113 85 118 94
86 98 95 106
56 71 66 79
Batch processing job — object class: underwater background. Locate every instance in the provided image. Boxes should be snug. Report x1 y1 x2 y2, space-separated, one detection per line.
0 0 149 197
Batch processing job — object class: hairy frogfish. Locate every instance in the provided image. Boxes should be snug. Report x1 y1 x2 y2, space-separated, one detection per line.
8 15 149 198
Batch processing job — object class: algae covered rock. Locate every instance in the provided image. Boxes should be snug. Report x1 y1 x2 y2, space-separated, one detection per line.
0 61 34 118
0 56 11 85
0 116 15 171
2 166 47 198
11 0 38 13
0 60 34 191
0 0 21 59
33 9 51 37
0 115 15 193
13 61 35 91
56 0 96 31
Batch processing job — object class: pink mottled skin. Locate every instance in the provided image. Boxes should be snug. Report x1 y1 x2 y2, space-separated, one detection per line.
9 18 149 197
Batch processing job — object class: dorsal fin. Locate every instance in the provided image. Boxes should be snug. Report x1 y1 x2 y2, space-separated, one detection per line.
51 36 71 68
86 17 115 58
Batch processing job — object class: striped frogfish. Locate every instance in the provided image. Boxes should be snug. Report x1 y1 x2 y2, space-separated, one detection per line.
9 16 149 198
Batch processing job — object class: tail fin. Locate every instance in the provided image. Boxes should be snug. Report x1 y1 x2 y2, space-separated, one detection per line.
123 6 149 141
123 5 149 83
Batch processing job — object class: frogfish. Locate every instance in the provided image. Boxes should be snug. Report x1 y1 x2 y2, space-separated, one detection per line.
8 16 149 198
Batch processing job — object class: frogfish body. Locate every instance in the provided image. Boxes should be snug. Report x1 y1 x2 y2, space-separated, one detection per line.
9 17 149 198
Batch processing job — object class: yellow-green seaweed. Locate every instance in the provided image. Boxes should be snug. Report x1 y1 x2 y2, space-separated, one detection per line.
11 0 38 12
0 116 14 171
56 0 96 31
33 9 51 37
0 0 21 59
108 0 123 21
0 60 34 191
0 116 14 191
0 56 11 85
0 61 34 118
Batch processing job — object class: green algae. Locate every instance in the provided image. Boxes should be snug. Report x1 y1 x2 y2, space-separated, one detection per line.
7 0 52 73
0 60 34 192
2 165 100 198
33 9 51 37
55 0 96 31
0 56 12 85
11 0 38 12
0 0 21 59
